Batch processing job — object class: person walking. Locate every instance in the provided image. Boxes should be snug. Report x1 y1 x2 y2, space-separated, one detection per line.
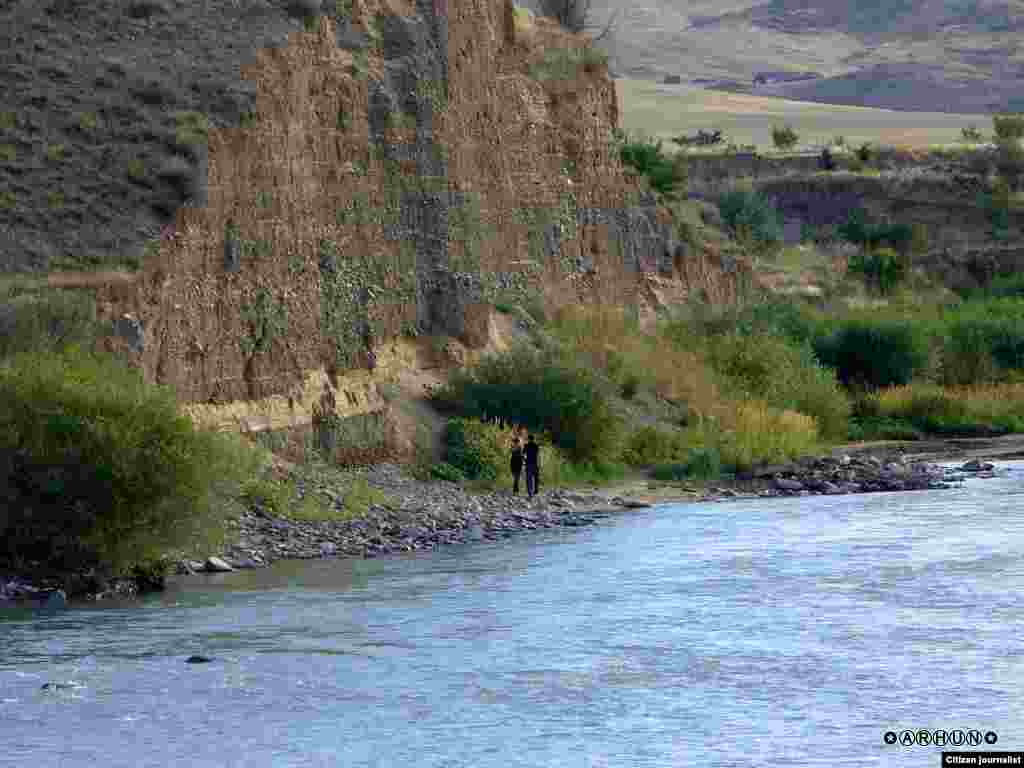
524 434 540 498
510 436 523 495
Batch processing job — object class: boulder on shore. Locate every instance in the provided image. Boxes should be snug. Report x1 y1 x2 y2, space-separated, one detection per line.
203 556 234 573
774 477 805 492
961 459 995 472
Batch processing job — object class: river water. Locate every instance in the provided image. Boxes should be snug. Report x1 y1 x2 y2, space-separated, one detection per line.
3 463 1023 767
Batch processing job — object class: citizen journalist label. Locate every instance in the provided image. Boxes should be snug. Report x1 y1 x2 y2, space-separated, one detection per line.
943 753 1024 766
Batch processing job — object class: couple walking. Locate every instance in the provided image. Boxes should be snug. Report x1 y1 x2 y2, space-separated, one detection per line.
510 434 540 497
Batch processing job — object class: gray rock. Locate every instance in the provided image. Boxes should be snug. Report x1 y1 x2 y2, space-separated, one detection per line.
774 478 805 492
203 556 234 573
319 542 338 556
663 75 682 85
961 459 994 472
41 590 67 610
229 557 262 569
621 499 652 509
40 682 77 691
185 655 214 664
820 481 841 494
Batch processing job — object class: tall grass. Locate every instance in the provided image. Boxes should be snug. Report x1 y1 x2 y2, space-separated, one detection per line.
874 383 1024 435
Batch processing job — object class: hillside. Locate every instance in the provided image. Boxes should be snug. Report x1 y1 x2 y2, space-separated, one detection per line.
1 0 751 433
541 0 1024 113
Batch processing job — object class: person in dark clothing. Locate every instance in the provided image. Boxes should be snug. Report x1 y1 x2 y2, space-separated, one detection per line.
524 434 540 498
510 436 523 495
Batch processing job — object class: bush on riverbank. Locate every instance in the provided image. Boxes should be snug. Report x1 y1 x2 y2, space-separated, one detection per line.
871 383 1024 436
438 417 623 490
937 298 1024 384
0 284 101 358
812 320 928 389
431 343 620 464
547 305 832 467
698 333 850 440
0 345 259 579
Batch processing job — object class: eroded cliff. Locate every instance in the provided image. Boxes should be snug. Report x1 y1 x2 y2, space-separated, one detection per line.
84 0 747 431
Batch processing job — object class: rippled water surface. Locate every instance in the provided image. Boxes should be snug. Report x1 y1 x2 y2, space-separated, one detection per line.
3 464 1024 767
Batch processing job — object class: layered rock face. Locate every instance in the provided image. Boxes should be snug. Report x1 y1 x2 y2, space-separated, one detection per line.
93 0 746 429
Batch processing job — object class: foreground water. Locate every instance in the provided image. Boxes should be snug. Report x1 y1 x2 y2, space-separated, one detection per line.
2 464 1023 767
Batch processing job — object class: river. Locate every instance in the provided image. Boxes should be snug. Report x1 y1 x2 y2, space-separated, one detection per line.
2 462 1023 767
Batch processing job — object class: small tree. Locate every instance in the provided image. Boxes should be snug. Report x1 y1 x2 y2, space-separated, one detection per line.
961 124 984 143
771 123 799 151
994 137 1024 192
847 246 908 295
619 136 687 197
717 188 783 251
993 113 1024 143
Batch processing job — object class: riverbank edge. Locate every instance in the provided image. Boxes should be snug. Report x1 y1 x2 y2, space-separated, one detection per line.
2 435 1013 608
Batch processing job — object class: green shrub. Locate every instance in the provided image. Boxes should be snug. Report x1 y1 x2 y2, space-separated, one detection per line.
429 461 465 482
978 179 1012 240
837 209 913 255
813 320 928 389
961 124 985 143
0 346 259 577
849 416 922 441
78 112 99 133
847 246 909 294
432 344 620 463
993 113 1024 142
530 46 608 81
994 137 1024 191
622 425 688 465
983 273 1024 299
620 374 640 400
855 142 874 166
0 288 100 358
940 320 1000 385
686 298 821 345
442 418 503 481
938 301 1024 381
895 389 974 434
682 446 723 480
651 446 723 482
618 136 687 196
771 123 799 151
705 334 850 440
126 157 146 181
174 111 209 149
717 188 782 249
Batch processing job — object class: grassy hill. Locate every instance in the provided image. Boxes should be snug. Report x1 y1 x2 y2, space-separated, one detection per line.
617 78 996 149
530 0 1024 113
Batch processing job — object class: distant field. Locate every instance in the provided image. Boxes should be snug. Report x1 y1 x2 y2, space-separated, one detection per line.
617 78 998 151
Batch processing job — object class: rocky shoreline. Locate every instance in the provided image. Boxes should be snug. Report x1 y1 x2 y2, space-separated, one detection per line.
0 452 1002 608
